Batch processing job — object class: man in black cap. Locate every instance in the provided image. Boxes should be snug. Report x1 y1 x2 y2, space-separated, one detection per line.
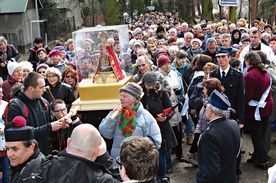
154 26 167 40
196 90 240 183
5 116 45 183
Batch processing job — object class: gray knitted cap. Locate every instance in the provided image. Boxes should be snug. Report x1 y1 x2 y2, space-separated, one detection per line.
120 82 144 101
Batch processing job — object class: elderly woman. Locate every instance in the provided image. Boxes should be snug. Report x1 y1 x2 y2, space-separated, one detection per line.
0 36 20 80
19 61 33 80
2 62 23 101
62 66 79 98
42 67 76 109
46 50 67 72
36 63 49 79
244 52 273 170
186 38 203 62
99 82 161 163
140 71 177 178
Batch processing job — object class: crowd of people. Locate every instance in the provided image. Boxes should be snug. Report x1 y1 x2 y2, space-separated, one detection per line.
0 10 276 182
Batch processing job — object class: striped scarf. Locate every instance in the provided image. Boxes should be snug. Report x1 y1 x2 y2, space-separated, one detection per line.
119 102 140 137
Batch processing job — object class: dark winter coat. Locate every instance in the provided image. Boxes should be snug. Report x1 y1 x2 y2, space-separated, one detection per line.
196 117 240 183
8 91 53 155
43 81 76 109
140 87 178 150
0 44 20 77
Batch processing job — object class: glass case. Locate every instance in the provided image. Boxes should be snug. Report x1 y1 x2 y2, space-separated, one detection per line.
73 25 130 83
72 25 133 106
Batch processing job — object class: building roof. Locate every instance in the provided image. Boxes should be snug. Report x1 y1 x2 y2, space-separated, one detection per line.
0 0 43 14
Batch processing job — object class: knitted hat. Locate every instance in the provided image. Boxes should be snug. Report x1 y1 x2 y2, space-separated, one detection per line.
48 50 61 57
5 116 34 142
7 62 22 76
157 55 171 68
120 82 144 101
156 26 165 34
208 89 231 110
45 67 62 79
143 71 158 86
191 38 202 47
65 38 74 49
36 63 49 72
37 48 47 55
54 46 65 51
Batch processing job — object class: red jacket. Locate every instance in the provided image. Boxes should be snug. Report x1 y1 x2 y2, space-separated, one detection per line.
244 66 273 119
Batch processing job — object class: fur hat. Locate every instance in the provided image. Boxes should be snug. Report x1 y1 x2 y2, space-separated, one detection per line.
5 116 34 142
7 62 22 76
191 38 202 47
156 26 165 34
45 67 61 79
143 71 158 86
120 82 144 101
157 55 171 68
20 61 33 72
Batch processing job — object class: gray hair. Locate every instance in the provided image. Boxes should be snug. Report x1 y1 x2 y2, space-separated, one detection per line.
207 103 227 116
220 34 231 40
0 36 7 44
136 55 149 65
184 32 194 39
206 38 217 45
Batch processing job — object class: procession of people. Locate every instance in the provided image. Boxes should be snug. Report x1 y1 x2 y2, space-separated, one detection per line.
0 11 276 182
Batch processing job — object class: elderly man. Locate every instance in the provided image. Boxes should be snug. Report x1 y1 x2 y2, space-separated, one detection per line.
180 32 194 51
119 136 160 183
202 38 218 64
5 116 45 183
99 82 161 162
133 56 156 82
220 34 238 57
196 90 240 183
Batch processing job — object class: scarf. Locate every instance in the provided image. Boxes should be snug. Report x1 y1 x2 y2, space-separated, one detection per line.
0 46 7 63
119 102 140 137
191 48 202 56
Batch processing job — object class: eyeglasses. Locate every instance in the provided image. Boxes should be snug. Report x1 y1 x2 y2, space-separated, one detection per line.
47 75 57 79
65 75 74 79
116 156 122 166
38 71 45 74
54 108 67 113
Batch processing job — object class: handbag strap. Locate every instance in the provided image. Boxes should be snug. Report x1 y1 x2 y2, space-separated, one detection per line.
47 88 56 100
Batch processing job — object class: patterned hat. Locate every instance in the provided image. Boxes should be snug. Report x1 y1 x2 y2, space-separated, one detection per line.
120 82 144 101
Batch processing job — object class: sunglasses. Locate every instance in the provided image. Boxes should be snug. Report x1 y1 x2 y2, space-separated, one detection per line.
65 75 74 79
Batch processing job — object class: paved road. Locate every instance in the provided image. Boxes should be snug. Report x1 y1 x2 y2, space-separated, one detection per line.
170 133 275 183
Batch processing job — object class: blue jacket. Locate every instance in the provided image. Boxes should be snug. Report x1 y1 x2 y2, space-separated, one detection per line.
99 103 161 162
